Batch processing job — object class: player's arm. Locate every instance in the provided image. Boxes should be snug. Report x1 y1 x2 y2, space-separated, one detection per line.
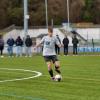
35 37 44 48
57 43 62 48
59 44 64 48
55 37 63 48
36 42 41 48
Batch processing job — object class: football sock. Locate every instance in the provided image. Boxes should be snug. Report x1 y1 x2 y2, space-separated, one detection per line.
49 69 54 77
55 66 61 74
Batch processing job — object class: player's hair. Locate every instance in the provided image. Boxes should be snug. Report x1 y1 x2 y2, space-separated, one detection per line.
48 26 53 33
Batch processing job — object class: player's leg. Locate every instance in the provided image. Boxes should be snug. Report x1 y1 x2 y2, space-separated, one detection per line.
44 56 54 80
55 61 61 74
46 62 54 79
52 55 61 74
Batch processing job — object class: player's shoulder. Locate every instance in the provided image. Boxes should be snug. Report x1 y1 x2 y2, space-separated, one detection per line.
53 36 57 39
53 36 58 40
42 35 47 40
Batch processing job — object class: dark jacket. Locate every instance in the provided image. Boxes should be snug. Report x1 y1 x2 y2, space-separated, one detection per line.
25 37 32 47
0 39 4 47
56 36 61 44
63 37 69 46
72 37 79 46
7 38 15 46
15 37 23 46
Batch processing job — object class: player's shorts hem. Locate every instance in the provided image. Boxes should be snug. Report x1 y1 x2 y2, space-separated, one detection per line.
43 55 59 63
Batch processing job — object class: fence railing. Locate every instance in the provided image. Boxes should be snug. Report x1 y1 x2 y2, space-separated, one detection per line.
3 45 100 55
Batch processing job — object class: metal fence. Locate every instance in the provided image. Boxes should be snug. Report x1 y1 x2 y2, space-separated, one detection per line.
3 45 100 56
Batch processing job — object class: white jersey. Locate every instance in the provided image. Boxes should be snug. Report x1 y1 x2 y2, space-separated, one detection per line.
40 35 60 56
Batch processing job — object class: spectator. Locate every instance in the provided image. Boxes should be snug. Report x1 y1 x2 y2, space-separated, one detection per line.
15 36 23 57
0 35 4 57
7 36 15 57
25 35 33 57
55 35 61 55
72 35 79 55
63 36 69 55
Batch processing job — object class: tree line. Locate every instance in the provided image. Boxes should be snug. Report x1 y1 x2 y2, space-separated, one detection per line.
0 0 100 29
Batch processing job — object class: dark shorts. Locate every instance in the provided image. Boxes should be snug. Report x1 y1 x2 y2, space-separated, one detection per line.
44 55 59 63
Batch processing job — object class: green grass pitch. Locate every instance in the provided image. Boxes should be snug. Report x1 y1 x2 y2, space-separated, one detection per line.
0 55 100 100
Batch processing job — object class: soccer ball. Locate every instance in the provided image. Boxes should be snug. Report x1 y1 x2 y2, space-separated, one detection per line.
55 74 62 82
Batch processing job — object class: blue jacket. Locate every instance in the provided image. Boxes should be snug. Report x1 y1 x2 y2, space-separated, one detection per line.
7 38 15 46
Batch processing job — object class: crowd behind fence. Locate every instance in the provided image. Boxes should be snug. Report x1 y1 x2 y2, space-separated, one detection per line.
0 34 100 57
1 45 100 56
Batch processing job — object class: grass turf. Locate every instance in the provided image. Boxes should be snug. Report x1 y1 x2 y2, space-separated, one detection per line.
0 55 100 100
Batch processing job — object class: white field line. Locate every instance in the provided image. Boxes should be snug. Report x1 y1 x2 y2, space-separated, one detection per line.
43 74 100 82
0 68 42 83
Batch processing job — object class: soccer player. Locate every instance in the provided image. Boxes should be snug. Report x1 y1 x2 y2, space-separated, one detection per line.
35 27 62 81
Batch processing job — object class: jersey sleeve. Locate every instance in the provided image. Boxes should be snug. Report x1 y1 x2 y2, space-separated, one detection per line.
40 37 45 44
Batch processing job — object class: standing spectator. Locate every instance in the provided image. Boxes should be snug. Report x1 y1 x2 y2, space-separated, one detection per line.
0 35 4 57
92 38 95 52
63 36 69 55
55 35 61 55
7 37 15 57
72 35 79 55
25 35 33 57
15 36 23 57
